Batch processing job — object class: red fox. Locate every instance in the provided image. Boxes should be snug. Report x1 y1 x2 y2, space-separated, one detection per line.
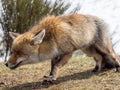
5 13 120 82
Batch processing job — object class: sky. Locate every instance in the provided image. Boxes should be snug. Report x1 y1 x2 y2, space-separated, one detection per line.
0 0 120 61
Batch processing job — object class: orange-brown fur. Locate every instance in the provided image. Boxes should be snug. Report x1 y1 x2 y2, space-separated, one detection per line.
6 13 120 82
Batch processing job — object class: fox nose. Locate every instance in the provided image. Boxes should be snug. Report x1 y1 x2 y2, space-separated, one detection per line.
5 63 8 67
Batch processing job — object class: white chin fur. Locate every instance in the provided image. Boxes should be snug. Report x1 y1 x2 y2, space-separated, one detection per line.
7 61 22 68
8 57 25 68
8 63 16 68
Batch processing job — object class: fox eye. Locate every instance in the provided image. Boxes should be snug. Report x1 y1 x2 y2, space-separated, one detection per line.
16 51 21 55
30 41 34 45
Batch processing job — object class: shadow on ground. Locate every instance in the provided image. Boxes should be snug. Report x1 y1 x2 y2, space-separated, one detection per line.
3 69 100 90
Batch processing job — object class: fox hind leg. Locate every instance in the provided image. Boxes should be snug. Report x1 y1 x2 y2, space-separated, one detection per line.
82 46 103 72
95 43 120 72
92 53 103 72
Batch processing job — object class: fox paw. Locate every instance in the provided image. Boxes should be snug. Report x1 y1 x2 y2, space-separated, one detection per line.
116 66 120 72
42 76 56 85
92 66 99 72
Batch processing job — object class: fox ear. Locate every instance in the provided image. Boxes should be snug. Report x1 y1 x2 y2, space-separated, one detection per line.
9 32 20 40
31 29 45 45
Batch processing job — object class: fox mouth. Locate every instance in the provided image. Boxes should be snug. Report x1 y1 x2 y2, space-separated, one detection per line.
9 61 23 69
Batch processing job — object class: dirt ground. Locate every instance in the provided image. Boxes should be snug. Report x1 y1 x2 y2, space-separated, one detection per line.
0 57 120 90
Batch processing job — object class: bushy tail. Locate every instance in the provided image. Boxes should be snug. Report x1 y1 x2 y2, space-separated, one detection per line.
94 17 119 69
95 17 113 48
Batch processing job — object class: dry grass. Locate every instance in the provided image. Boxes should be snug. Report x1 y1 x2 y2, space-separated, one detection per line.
0 57 120 90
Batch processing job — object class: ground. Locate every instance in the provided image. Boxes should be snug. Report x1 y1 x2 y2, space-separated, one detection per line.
0 57 120 90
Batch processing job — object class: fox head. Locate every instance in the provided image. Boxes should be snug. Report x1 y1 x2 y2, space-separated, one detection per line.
5 29 55 69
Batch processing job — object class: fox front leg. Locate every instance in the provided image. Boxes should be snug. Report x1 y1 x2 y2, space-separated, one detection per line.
43 53 72 83
43 57 61 83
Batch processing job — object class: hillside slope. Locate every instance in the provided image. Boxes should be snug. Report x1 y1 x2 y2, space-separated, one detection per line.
0 57 120 90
